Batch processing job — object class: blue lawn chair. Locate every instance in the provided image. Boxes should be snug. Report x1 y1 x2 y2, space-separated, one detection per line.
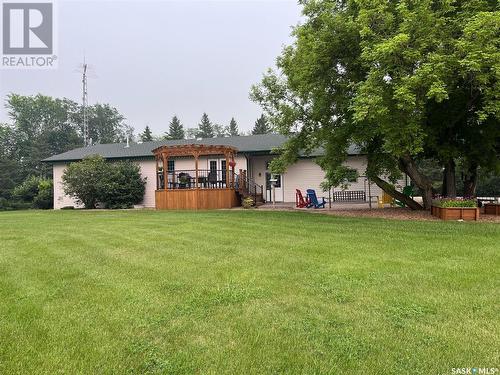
306 189 326 209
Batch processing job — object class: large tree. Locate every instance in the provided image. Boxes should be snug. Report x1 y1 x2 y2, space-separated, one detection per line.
251 114 272 135
252 0 499 210
213 123 227 137
197 113 215 138
1 94 133 206
165 116 185 140
85 103 131 144
5 94 82 178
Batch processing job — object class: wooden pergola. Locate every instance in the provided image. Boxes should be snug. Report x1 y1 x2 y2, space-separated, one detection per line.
152 144 240 209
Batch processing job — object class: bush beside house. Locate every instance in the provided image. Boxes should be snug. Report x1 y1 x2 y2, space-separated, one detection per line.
62 155 146 209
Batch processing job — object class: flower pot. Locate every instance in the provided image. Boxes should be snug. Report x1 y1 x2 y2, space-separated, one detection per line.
431 206 479 221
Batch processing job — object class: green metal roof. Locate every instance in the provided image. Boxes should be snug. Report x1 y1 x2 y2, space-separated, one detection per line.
43 134 360 163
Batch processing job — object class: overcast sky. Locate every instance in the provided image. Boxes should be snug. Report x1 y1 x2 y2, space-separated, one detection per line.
0 0 302 135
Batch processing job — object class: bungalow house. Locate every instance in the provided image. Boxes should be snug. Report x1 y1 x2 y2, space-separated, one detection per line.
43 134 403 209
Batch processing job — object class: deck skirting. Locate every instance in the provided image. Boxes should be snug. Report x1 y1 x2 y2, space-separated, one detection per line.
155 189 239 210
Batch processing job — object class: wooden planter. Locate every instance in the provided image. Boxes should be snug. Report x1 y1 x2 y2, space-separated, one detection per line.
431 206 479 221
484 203 500 216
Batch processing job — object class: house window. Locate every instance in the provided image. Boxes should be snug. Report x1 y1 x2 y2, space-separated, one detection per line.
167 160 175 173
266 172 281 189
209 160 217 173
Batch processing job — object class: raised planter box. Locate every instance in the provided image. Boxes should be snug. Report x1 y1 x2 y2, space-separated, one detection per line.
484 203 500 216
431 206 479 221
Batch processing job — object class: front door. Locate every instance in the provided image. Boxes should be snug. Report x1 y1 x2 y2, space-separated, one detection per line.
208 159 219 187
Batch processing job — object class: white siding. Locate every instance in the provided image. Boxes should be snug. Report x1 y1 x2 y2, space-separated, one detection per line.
140 160 157 208
53 163 83 209
248 155 405 203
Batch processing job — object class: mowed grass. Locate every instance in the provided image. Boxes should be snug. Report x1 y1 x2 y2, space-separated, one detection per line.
0 210 498 374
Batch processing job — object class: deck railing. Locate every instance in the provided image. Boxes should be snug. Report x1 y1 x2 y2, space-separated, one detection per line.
157 169 235 190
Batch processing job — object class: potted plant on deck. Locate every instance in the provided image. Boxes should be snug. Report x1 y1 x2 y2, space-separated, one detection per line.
431 198 479 221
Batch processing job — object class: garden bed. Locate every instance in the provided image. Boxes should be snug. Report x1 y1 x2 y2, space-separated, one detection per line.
431 205 479 221
484 203 500 216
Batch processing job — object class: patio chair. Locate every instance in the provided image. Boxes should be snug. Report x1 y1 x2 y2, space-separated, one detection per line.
306 189 326 209
208 171 218 188
295 189 310 208
395 185 414 207
178 172 191 189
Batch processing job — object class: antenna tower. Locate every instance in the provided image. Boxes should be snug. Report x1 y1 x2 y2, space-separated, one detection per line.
82 58 89 147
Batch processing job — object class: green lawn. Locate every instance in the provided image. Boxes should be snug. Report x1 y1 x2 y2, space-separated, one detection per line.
0 210 498 374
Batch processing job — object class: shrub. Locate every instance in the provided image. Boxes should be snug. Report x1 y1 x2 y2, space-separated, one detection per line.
242 197 254 209
99 161 146 209
62 155 108 209
12 176 41 202
0 197 31 211
62 155 146 209
12 176 53 209
433 198 477 208
33 179 53 209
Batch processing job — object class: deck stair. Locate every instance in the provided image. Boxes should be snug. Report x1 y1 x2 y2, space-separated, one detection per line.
236 170 265 206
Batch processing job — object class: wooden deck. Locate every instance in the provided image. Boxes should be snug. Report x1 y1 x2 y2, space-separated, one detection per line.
155 188 239 210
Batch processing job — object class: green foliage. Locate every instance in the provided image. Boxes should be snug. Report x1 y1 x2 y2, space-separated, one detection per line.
63 155 108 209
228 118 239 136
33 179 53 209
139 126 154 142
197 113 214 138
99 161 146 209
251 114 271 135
0 197 31 211
165 116 185 140
477 174 500 196
242 196 254 209
213 123 227 137
12 176 53 209
1 94 131 206
85 103 132 144
12 176 43 202
433 199 477 208
62 155 146 209
0 155 23 200
251 0 499 207
5 94 82 178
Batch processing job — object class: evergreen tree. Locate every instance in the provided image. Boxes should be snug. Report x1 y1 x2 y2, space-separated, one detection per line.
251 114 271 135
213 123 227 137
197 113 214 138
228 117 239 136
140 125 153 142
185 128 198 139
165 116 185 140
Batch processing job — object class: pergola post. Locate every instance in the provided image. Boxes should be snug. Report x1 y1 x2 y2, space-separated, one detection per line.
224 152 230 189
155 156 159 189
162 154 168 190
194 153 199 189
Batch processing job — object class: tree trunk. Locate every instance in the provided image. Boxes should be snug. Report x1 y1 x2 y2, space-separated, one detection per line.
441 159 457 198
463 163 478 198
370 175 423 210
398 154 434 210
